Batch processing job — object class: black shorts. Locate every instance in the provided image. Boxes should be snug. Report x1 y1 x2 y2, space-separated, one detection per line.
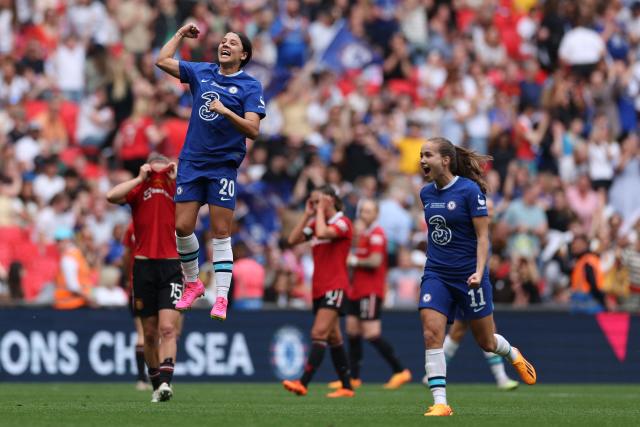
312 289 346 315
347 294 383 320
132 258 183 317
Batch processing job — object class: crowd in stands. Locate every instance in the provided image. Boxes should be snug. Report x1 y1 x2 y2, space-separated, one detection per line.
1 0 640 314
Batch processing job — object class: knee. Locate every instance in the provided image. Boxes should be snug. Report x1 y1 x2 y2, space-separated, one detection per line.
423 327 444 349
175 221 194 237
363 332 379 341
158 323 177 341
310 327 330 342
476 336 496 353
211 224 231 239
143 329 158 346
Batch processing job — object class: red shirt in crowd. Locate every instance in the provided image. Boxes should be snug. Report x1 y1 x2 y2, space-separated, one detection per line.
308 212 353 299
125 170 178 259
350 224 387 300
118 116 153 161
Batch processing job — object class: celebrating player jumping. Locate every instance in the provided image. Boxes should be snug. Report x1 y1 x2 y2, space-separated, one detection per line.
155 23 265 320
418 137 536 416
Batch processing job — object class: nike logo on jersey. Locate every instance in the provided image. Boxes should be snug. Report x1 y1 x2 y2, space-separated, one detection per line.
473 307 484 312
201 79 208 82
221 197 231 201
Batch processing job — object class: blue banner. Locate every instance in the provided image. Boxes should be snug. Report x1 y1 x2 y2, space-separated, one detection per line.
319 21 379 74
0 308 638 382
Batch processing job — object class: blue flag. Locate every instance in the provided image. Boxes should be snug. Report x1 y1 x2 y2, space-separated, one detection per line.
320 20 378 74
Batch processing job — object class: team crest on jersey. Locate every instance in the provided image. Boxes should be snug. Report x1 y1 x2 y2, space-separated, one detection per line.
423 293 432 303
270 326 306 380
228 86 238 94
447 201 456 210
199 91 220 121
176 186 183 195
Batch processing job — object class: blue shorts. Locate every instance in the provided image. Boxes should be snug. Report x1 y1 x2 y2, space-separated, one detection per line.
419 270 493 322
175 159 237 210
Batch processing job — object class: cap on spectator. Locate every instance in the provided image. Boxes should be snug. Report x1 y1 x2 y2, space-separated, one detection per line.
54 227 74 241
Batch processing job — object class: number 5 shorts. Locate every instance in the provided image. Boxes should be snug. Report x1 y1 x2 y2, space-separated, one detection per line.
132 258 183 317
175 159 238 210
418 270 494 322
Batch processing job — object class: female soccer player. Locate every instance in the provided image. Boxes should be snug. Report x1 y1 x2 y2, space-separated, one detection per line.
328 198 411 390
418 137 536 416
155 24 265 320
283 185 355 398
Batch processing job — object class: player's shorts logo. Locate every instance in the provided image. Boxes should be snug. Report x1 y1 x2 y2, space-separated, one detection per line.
423 293 432 303
428 215 452 245
176 186 183 195
199 91 220 121
447 201 456 210
270 326 306 380
228 86 238 94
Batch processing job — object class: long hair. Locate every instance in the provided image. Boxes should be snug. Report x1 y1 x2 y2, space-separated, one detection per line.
314 184 343 212
231 32 253 68
428 137 492 194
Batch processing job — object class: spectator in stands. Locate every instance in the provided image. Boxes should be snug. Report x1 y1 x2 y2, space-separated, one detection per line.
232 242 265 310
502 184 548 259
33 156 65 204
53 227 95 310
569 234 607 313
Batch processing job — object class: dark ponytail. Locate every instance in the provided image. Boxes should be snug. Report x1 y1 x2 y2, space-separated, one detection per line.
428 137 492 194
315 184 343 212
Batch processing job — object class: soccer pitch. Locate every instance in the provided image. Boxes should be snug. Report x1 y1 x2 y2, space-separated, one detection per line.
2 383 638 426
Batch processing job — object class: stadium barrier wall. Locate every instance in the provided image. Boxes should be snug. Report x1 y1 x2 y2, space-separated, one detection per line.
0 308 637 383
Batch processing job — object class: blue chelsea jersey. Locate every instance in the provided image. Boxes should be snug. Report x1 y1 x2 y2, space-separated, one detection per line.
179 61 265 167
420 176 488 277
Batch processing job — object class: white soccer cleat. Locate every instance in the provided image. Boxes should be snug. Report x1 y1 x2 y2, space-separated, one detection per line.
151 390 160 403
158 382 173 402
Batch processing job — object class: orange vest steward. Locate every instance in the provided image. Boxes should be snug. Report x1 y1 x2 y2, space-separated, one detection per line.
571 253 604 294
54 247 92 309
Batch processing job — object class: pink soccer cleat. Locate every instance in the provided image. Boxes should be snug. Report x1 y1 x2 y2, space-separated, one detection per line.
175 279 205 311
210 297 228 321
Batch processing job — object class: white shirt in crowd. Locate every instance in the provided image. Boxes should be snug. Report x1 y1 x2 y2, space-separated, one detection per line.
33 174 65 204
559 27 605 65
47 43 86 92
588 141 620 181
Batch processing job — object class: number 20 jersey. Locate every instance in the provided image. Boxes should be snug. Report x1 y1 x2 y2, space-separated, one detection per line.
420 176 488 278
179 61 265 167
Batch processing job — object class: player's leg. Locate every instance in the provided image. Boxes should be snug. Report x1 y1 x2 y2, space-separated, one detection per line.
283 302 336 396
464 276 536 385
133 259 162 401
444 319 468 363
468 314 536 385
419 274 454 416
481 320 518 390
133 316 150 390
156 308 181 401
326 318 355 398
328 312 360 389
208 203 234 321
361 295 411 389
175 200 205 310
420 308 452 415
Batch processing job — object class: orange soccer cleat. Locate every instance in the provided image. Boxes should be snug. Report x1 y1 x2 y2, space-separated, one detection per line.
328 378 362 389
424 404 453 416
510 347 537 385
383 369 412 389
326 388 355 398
282 380 308 396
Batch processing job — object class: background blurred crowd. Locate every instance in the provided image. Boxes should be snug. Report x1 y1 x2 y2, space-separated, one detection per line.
1 0 640 313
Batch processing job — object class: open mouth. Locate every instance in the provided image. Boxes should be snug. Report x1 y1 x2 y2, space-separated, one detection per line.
220 48 231 58
421 165 431 176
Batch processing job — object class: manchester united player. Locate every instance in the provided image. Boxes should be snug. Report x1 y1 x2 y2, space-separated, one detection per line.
328 199 411 390
107 153 183 403
283 185 355 398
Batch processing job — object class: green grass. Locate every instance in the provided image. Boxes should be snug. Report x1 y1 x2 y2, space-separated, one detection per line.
1 383 638 426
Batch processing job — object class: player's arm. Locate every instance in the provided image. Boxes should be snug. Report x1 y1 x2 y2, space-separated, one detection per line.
314 195 340 239
106 164 150 205
288 199 315 246
209 103 261 140
155 24 200 79
468 215 490 287
348 252 383 269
